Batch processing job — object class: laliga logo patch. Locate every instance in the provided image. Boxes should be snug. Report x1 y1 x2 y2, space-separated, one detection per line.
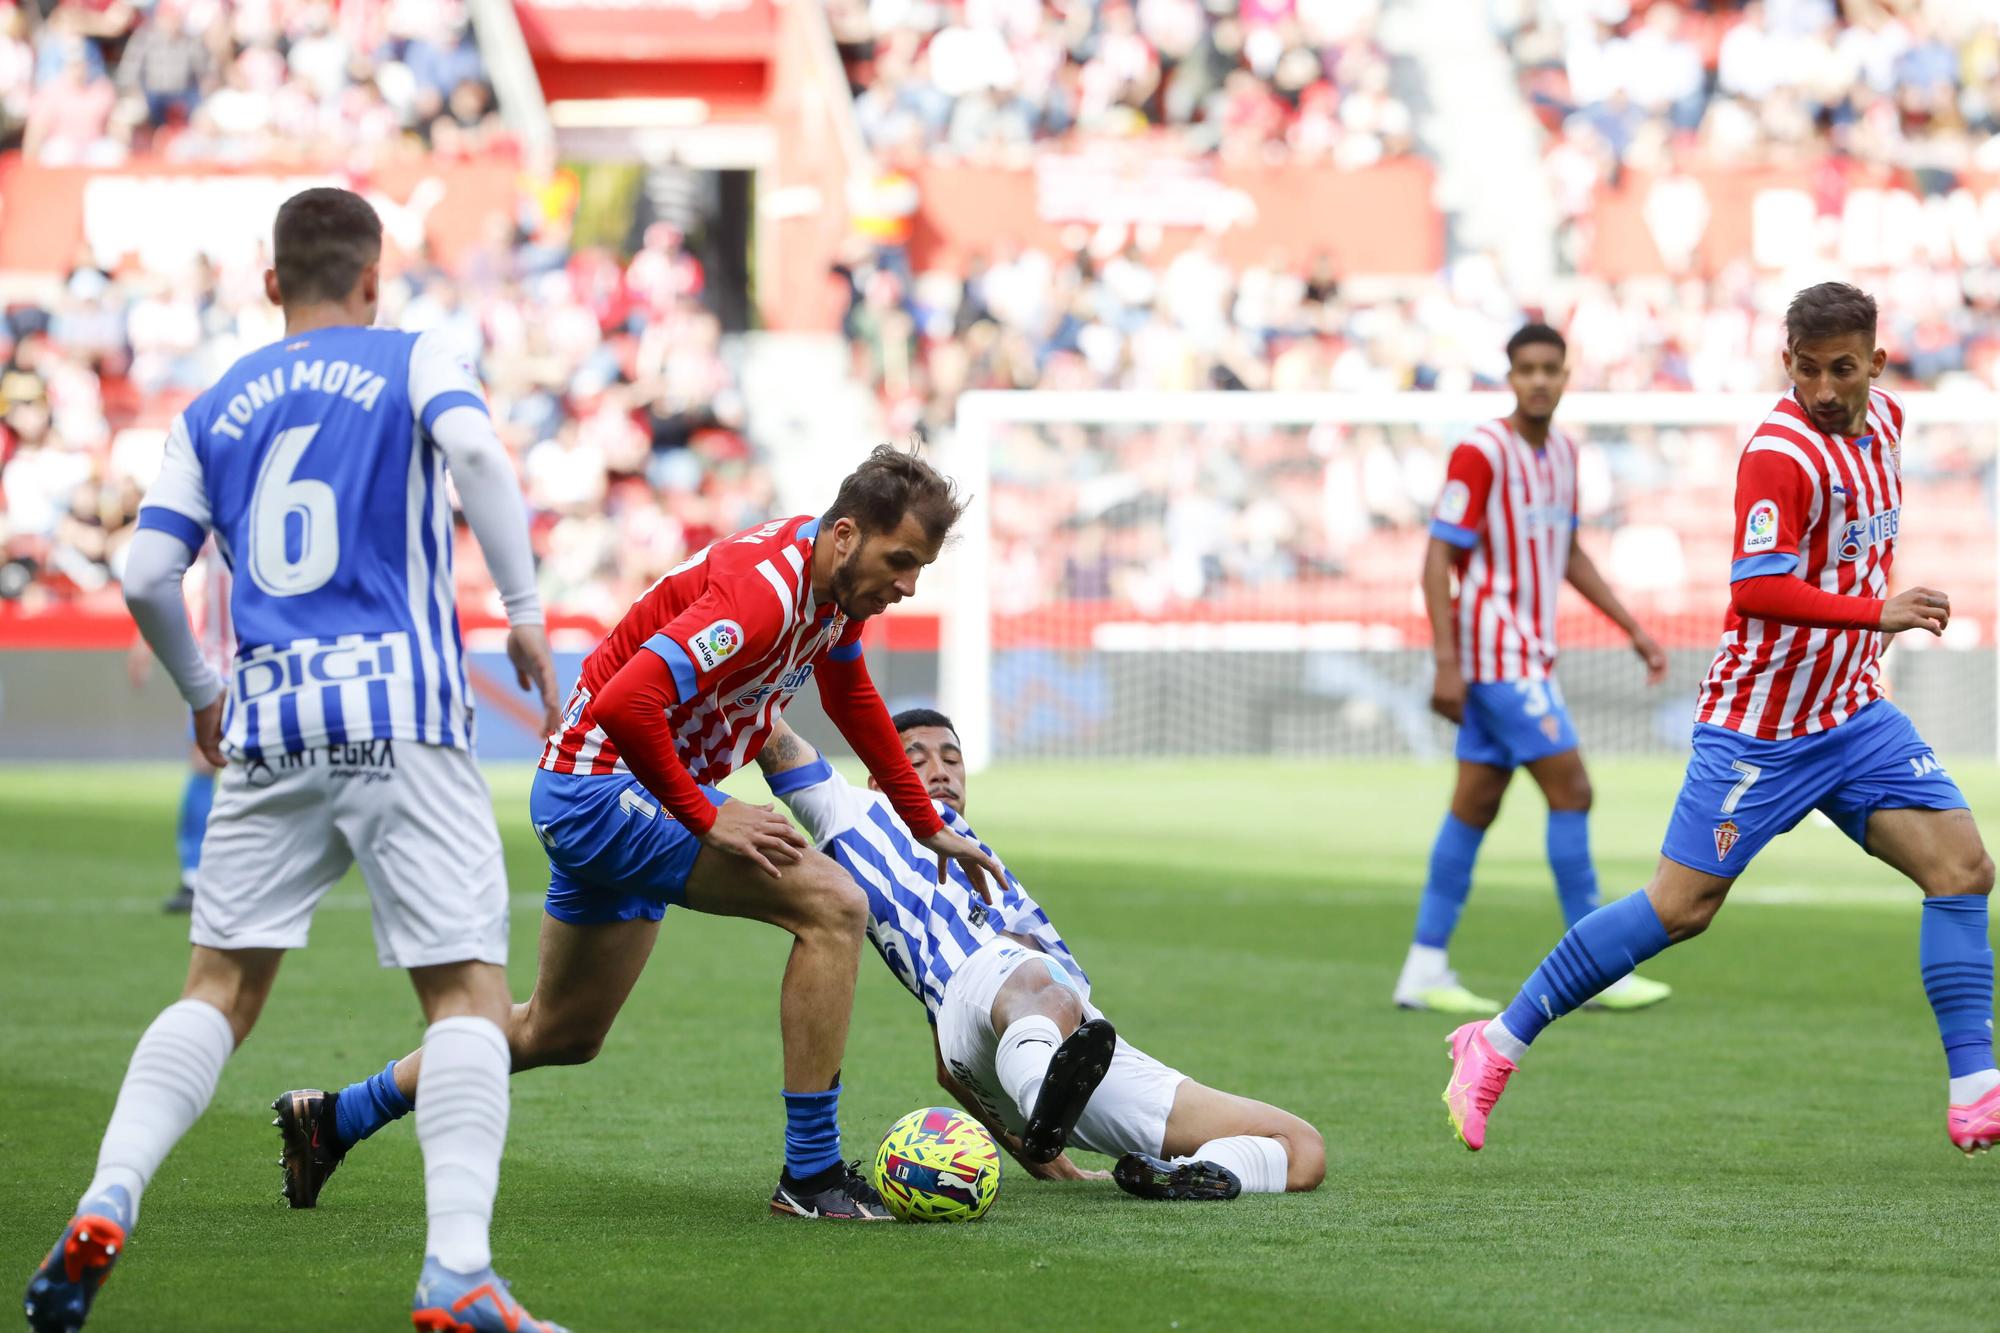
1713 820 1740 860
1436 479 1471 525
1742 500 1779 553
689 619 745 672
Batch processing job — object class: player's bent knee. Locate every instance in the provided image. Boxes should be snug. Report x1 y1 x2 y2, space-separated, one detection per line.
1279 1122 1327 1192
1944 852 1995 898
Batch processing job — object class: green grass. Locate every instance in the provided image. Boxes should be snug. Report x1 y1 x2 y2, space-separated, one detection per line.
3 757 1998 1330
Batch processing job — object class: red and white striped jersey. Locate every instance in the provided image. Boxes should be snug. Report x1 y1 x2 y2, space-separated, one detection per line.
1427 419 1580 682
539 515 861 783
1695 387 1905 740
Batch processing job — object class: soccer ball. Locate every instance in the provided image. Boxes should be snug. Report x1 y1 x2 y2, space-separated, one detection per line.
871 1107 1002 1222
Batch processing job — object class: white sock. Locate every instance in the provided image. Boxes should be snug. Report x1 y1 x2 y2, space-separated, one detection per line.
994 1016 1062 1123
1482 1016 1529 1064
416 1016 510 1274
81 998 236 1226
1397 943 1451 991
1177 1135 1289 1194
1950 1068 2000 1103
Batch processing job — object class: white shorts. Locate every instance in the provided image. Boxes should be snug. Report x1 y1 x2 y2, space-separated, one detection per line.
936 939 1186 1159
191 739 509 969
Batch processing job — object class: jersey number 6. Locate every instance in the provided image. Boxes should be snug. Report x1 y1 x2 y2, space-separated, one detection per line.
248 424 340 598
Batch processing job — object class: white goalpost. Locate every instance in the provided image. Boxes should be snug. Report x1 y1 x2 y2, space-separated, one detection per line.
938 390 2000 771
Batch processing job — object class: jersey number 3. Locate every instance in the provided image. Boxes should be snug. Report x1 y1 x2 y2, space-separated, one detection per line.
248 424 340 598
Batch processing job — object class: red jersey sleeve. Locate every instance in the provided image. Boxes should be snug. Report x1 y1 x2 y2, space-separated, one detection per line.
592 649 718 834
1429 443 1494 550
589 547 792 835
814 632 946 840
1727 443 1882 629
1729 445 1815 583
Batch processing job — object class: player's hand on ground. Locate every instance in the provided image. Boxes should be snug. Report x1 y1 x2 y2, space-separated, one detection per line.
191 694 226 768
1429 662 1466 723
703 800 808 879
919 828 1005 902
1021 1151 1110 1182
1881 587 1950 637
506 622 565 738
1631 629 1669 684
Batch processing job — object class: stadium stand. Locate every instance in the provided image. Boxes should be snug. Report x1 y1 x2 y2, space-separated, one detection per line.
2 0 1997 641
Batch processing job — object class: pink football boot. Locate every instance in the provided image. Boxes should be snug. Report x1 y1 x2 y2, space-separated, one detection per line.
1443 1021 1518 1151
1948 1083 2000 1155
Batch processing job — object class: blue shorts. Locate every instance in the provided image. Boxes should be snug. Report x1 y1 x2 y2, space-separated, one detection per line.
528 767 729 925
1456 678 1579 769
1660 699 1967 878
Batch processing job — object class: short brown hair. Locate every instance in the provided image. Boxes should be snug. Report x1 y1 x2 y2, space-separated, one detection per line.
824 444 967 546
273 187 383 306
1785 282 1876 349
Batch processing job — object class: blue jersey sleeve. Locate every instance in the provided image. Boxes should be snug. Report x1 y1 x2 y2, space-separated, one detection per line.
134 415 212 552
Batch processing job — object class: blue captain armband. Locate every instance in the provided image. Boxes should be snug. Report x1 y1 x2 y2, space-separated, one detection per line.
1730 552 1799 582
641 632 699 698
1429 518 1477 549
136 505 207 551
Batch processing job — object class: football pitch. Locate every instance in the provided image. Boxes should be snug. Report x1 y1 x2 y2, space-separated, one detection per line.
4 756 1998 1331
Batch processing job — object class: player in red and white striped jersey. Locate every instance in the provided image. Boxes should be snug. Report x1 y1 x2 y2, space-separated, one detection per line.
1398 323 1668 1015
278 447 1007 1225
1441 284 2000 1159
1693 384 1905 738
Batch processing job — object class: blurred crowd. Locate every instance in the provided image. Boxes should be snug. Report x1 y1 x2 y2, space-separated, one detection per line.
1507 0 2000 249
824 0 1415 164
841 230 2000 443
984 412 1996 630
829 5 2000 436
1 0 508 164
0 182 771 622
8 0 2000 625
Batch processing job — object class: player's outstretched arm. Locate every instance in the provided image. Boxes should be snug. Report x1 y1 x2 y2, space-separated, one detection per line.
754 717 821 777
814 647 1005 899
1566 532 1667 683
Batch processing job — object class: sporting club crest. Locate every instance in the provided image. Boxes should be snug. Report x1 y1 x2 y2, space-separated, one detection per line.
1713 820 1740 860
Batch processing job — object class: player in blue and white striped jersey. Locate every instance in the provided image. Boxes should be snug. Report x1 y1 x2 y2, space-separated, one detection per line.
757 712 1327 1200
23 188 567 1333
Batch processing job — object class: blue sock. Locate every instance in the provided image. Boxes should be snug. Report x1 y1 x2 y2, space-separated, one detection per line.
1547 810 1600 928
782 1085 843 1181
1414 814 1486 949
1500 892 1672 1047
333 1060 414 1149
176 769 215 878
1920 896 1996 1078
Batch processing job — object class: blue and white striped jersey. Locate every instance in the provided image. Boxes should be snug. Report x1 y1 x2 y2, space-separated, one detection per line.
134 326 489 757
768 757 1086 1022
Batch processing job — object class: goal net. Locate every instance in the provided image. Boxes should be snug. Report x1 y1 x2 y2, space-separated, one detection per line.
937 390 2000 770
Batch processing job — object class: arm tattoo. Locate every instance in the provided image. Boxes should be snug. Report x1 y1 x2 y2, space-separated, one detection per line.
757 728 803 773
